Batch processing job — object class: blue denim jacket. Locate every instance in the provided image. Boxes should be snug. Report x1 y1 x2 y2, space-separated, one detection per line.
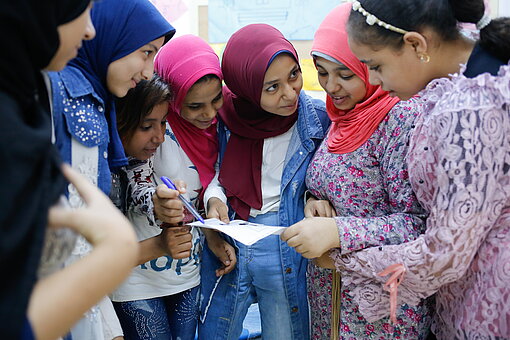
49 67 111 195
200 92 330 339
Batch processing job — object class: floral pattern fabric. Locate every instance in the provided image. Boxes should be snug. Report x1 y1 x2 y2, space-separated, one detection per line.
306 98 433 339
336 64 510 339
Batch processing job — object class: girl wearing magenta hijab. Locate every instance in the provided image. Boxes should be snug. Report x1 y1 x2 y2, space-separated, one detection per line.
280 3 433 339
200 24 330 340
111 34 236 340
48 0 175 338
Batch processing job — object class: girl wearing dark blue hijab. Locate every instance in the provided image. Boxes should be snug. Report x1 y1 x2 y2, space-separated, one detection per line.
48 0 174 338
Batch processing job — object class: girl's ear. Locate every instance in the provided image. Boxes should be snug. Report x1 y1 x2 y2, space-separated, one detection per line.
402 31 429 60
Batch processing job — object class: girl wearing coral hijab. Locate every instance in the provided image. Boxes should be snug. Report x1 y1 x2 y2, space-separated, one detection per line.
280 3 433 339
200 24 330 340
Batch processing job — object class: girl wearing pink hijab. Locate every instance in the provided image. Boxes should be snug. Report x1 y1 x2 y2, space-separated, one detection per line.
280 3 433 339
111 34 235 340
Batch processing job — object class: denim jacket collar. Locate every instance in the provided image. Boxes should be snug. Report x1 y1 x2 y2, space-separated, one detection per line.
295 91 328 151
58 66 105 105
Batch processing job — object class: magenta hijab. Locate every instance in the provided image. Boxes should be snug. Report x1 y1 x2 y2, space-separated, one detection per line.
312 3 399 154
219 24 299 219
154 34 223 196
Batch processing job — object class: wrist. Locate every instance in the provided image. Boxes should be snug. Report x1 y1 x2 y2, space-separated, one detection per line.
326 217 340 249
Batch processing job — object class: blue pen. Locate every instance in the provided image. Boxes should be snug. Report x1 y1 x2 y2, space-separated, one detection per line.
160 176 205 224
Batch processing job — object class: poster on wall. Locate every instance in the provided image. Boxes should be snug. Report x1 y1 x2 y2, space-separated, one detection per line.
208 0 341 43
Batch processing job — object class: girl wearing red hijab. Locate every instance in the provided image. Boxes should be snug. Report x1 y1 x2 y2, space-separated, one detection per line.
281 3 433 339
199 24 330 340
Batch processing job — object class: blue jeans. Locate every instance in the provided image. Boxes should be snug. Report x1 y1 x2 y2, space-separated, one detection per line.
199 212 295 340
113 286 199 340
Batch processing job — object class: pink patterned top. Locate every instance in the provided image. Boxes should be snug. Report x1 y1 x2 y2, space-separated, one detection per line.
306 98 433 339
335 63 510 339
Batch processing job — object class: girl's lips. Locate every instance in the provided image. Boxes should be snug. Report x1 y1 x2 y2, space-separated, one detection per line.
331 95 347 106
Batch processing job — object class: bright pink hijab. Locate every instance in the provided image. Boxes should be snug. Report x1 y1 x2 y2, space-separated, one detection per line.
219 24 299 220
312 3 399 154
154 34 222 195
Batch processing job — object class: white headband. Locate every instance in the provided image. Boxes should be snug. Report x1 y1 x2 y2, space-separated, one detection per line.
476 12 491 30
352 1 409 35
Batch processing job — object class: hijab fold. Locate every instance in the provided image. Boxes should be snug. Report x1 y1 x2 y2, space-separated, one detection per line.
312 3 399 154
218 24 299 220
0 0 89 337
69 0 175 169
155 35 222 198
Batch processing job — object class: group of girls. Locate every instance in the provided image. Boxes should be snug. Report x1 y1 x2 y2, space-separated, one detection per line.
3 0 510 339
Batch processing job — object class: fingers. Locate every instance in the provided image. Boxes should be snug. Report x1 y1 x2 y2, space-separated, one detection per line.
280 224 299 242
153 189 184 224
303 205 315 218
216 244 237 276
155 184 180 199
172 179 187 194
162 228 193 259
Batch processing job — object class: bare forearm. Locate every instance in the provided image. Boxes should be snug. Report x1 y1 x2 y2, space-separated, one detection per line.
28 237 138 340
137 236 165 265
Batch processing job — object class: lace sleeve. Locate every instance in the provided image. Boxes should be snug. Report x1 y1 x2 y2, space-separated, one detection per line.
125 158 158 226
335 72 510 322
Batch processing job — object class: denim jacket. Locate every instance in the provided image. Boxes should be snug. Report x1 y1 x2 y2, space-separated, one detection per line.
200 91 330 339
49 67 111 195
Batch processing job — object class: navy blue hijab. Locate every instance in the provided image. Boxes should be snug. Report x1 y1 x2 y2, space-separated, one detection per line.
69 0 175 169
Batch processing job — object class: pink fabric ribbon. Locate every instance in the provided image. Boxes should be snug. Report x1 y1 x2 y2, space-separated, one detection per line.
378 263 406 324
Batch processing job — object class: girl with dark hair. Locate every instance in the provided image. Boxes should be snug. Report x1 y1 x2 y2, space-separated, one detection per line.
112 34 235 340
325 0 510 339
281 3 432 339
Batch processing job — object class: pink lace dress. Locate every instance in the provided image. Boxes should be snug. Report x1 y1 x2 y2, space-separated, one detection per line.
335 63 510 339
306 98 433 339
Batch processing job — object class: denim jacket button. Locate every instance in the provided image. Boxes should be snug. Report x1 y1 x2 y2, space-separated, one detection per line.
291 307 298 313
285 267 292 274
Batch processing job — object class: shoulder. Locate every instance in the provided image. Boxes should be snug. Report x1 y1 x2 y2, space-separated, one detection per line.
384 96 422 131
48 67 97 102
423 62 510 117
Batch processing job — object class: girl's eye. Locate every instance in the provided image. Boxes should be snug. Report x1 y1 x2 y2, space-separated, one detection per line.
266 84 278 92
340 74 355 80
140 125 151 131
187 105 201 110
317 71 328 77
369 65 380 71
290 69 301 79
143 50 152 57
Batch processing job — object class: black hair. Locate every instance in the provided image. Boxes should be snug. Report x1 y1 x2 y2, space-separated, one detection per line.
193 73 221 86
116 73 172 143
348 0 510 61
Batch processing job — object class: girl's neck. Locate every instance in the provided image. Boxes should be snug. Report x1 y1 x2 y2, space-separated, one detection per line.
433 35 475 79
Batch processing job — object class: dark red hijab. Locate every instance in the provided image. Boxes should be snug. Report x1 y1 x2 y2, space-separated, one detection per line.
219 24 299 220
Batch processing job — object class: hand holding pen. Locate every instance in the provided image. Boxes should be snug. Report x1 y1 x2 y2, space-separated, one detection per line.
160 176 205 224
152 179 187 225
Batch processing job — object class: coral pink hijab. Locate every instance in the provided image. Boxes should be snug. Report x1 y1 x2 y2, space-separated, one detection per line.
154 34 223 195
312 3 399 154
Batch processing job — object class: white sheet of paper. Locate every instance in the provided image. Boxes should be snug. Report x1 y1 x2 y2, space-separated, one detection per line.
187 218 286 246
